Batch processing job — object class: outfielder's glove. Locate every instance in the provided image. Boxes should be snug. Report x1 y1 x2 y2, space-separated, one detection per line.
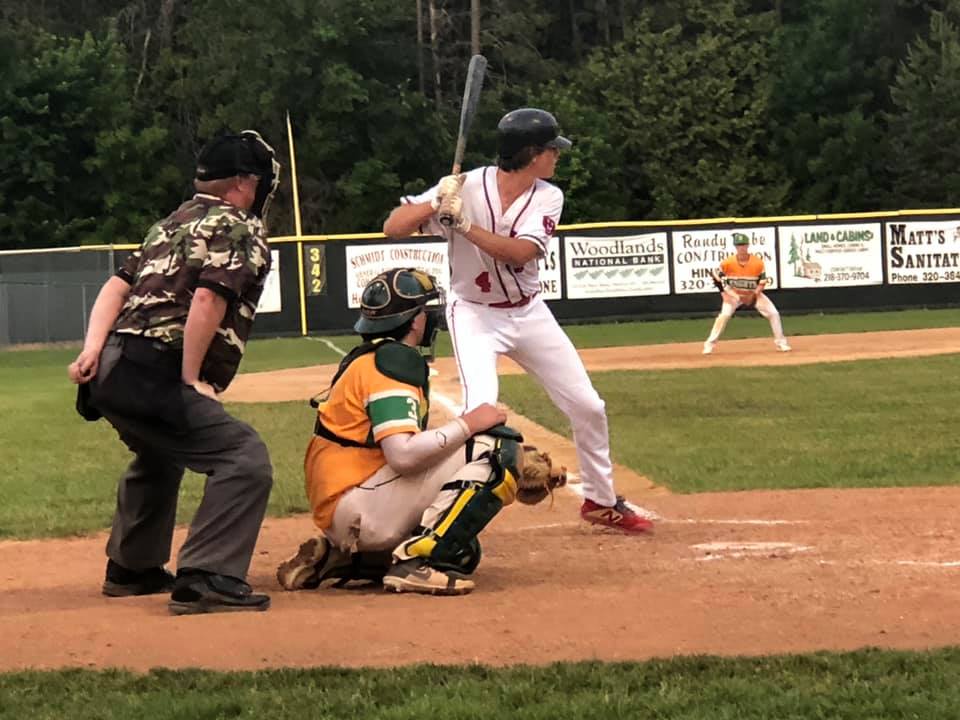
710 269 725 292
516 445 567 505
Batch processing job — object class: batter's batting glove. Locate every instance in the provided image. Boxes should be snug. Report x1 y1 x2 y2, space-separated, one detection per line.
431 173 466 210
440 193 472 234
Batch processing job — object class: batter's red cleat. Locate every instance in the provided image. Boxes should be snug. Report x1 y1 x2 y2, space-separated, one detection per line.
581 496 654 534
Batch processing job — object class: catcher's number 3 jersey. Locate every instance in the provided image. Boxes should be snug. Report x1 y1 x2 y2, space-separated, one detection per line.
719 253 767 302
305 353 428 529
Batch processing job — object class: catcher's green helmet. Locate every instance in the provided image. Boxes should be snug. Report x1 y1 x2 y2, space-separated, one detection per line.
354 268 443 334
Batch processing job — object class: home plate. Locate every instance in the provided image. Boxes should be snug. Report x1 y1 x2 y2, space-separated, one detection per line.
692 541 814 562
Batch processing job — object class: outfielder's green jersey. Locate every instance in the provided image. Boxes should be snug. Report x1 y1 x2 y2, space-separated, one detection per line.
113 193 271 391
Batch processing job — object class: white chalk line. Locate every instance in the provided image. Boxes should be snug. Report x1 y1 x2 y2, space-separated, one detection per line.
305 335 348 357
692 541 815 562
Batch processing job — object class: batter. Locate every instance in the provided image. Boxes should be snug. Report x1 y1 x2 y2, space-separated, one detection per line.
383 107 652 534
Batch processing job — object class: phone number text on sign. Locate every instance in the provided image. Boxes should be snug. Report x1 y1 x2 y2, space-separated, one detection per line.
886 221 960 284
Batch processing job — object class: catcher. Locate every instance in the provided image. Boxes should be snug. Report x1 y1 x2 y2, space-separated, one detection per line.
703 232 791 355
276 268 565 596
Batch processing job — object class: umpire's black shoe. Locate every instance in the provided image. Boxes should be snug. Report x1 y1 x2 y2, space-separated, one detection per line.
102 559 175 597
168 569 271 615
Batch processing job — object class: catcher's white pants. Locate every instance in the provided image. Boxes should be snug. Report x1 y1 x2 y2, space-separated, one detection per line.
447 295 618 506
706 292 786 345
324 437 494 555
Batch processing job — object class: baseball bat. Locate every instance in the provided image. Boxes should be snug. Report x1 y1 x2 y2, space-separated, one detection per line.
438 53 487 227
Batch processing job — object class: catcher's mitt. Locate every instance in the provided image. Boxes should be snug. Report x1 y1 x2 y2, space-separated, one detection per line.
517 445 568 505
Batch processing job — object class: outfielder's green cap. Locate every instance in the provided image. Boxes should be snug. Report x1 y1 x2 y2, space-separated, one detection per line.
732 233 750 246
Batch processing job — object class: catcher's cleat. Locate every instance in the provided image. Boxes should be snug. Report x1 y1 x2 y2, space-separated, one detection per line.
702 342 715 355
775 340 792 352
382 559 475 596
581 496 654 534
276 536 352 591
102 559 175 597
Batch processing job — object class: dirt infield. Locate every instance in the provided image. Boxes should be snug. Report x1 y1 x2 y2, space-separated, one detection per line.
3 328 960 672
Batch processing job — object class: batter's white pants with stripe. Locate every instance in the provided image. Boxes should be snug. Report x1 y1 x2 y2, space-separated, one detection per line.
447 296 618 506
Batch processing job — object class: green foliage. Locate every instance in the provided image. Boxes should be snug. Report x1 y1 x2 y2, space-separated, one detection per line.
1 1 959 245
147 0 450 236
0 25 180 248
887 1 960 207
767 0 934 213
552 0 788 222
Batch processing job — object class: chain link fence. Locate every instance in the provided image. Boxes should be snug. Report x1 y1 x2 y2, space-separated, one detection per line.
0 248 118 346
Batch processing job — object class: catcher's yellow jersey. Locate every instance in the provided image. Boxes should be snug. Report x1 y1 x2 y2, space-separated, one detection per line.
719 253 767 301
305 352 427 529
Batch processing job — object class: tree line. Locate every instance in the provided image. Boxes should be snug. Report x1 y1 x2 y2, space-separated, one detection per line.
1 0 959 250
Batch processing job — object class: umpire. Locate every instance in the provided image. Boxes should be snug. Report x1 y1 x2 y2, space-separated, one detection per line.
68 130 280 615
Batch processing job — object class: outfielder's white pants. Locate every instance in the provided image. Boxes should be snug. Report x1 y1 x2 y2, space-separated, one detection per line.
706 292 786 345
447 296 618 506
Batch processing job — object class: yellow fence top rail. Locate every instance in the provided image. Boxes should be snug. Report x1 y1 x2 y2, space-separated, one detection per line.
3 208 960 254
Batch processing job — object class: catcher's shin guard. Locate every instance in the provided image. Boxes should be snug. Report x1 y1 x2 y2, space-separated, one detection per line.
396 433 521 574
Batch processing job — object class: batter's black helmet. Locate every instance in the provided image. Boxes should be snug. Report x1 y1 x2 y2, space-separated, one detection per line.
497 108 572 160
354 268 443 334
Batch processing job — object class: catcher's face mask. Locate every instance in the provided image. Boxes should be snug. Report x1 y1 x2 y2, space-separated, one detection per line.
414 270 446 361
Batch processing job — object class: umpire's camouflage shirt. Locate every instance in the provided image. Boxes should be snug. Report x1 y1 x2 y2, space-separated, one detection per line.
113 193 271 392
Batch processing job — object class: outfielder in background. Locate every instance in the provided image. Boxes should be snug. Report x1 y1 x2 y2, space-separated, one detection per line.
277 268 521 596
68 131 280 615
703 232 792 355
382 108 653 534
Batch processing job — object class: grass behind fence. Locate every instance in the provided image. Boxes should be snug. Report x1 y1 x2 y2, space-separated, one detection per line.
2 648 960 720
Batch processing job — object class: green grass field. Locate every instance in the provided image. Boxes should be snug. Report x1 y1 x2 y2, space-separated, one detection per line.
2 649 960 719
237 307 960 370
2 308 959 716
1 308 957 539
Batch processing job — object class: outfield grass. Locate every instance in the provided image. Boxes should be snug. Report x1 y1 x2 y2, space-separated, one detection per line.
1 308 956 538
279 307 959 370
10 307 957 373
2 648 960 719
501 354 960 493
0 348 314 539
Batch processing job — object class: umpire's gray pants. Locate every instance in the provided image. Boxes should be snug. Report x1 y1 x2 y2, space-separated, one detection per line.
91 338 273 580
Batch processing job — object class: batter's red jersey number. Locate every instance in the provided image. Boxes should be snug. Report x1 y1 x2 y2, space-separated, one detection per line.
474 271 492 293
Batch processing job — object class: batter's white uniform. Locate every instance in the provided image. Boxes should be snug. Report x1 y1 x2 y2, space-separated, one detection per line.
403 166 618 506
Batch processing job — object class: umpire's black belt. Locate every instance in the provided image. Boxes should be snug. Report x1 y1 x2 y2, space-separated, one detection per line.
114 332 182 377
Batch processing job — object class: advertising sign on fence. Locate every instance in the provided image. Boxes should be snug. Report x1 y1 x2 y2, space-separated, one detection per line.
672 227 778 294
778 224 883 288
535 243 563 300
256 250 282 313
563 233 670 299
886 220 960 284
345 242 449 308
